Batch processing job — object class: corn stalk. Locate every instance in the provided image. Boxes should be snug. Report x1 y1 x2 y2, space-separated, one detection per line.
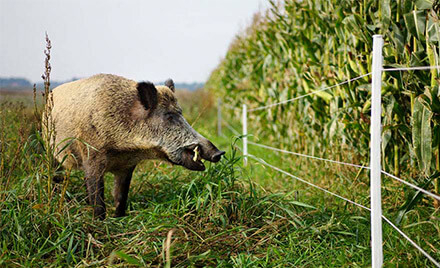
206 0 440 209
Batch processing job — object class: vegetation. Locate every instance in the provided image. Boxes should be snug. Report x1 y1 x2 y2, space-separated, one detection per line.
0 36 374 267
206 0 440 266
1 0 440 266
2 90 438 267
207 0 440 195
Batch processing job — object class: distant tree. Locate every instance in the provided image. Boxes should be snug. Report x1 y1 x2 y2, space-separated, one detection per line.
0 77 32 88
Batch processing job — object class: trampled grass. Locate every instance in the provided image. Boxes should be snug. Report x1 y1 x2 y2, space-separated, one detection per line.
1 92 439 267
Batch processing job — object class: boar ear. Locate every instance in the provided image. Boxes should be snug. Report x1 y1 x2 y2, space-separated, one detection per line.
165 78 175 92
137 82 158 111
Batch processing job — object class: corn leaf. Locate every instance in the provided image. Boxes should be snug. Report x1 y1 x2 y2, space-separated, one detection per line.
412 97 432 176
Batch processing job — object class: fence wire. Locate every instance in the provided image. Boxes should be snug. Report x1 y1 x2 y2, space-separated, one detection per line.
382 217 440 267
247 154 370 210
381 170 440 201
248 140 440 201
218 62 440 266
247 65 439 113
248 141 368 170
248 73 371 112
382 65 440 72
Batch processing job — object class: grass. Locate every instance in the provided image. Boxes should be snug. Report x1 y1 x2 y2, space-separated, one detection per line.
0 91 438 267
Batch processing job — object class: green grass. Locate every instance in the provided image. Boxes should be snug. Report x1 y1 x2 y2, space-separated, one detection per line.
1 93 439 267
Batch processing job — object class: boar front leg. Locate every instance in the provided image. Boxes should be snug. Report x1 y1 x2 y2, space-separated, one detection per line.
112 166 135 217
83 154 107 220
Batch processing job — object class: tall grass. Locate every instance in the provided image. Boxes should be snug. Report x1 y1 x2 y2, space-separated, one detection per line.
2 87 438 267
1 96 377 266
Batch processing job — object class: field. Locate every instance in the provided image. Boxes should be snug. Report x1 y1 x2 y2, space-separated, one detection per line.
1 88 438 267
1 1 440 266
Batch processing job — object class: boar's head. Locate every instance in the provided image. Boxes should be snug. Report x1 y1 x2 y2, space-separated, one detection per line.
130 79 224 171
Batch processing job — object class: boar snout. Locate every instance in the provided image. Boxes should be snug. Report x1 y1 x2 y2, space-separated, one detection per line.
210 150 225 162
199 139 225 163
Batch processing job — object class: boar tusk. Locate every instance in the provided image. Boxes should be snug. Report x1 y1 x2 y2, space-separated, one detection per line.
193 146 199 162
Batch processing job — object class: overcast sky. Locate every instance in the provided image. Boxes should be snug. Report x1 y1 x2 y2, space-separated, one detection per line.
0 0 269 83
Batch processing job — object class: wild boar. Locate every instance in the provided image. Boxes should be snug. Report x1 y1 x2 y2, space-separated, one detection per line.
48 74 225 219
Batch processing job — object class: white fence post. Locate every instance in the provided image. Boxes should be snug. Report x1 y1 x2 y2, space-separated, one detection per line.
242 104 248 166
371 34 384 268
217 98 222 136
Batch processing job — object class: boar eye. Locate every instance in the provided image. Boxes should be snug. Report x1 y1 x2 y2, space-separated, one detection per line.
165 112 176 122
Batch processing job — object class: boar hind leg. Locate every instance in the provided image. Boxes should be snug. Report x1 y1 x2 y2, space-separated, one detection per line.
112 166 135 217
83 155 107 220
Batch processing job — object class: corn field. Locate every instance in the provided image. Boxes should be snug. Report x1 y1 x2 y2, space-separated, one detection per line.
206 0 440 210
